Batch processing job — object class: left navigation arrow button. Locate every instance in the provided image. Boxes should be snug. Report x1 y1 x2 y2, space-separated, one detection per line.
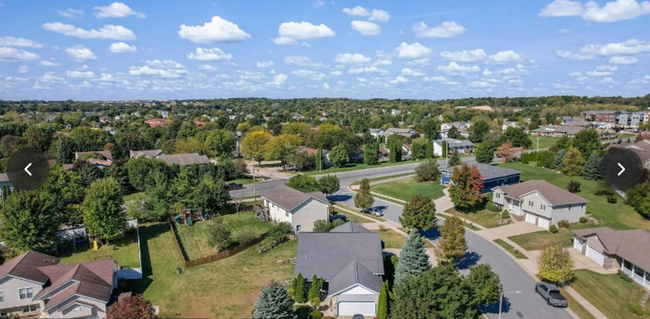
24 163 32 176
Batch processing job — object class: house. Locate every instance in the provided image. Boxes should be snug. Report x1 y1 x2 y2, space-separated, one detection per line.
145 118 166 128
493 180 588 229
99 116 111 124
158 153 210 166
157 110 169 118
401 144 412 160
295 222 384 317
0 251 60 317
75 151 113 168
261 184 329 232
296 146 330 166
441 163 521 192
571 227 650 290
193 120 205 127
561 117 590 127
439 122 471 139
368 128 384 138
385 128 416 138
530 125 584 137
358 145 389 162
34 259 118 319
390 109 401 115
502 121 523 132
129 149 163 158
433 138 475 157
293 113 305 121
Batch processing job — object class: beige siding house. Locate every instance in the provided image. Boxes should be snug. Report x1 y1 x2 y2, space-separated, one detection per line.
262 184 330 232
493 180 588 229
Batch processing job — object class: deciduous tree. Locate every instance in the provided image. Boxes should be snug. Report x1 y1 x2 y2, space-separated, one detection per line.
242 130 272 164
538 245 575 284
496 141 517 163
466 264 503 305
415 160 440 182
328 143 349 168
264 134 303 170
448 150 461 166
400 195 437 231
449 163 485 212
475 142 495 164
107 295 156 319
83 178 126 244
354 178 374 211
287 174 320 192
436 215 467 263
572 128 602 158
0 189 60 252
500 127 532 148
561 147 585 176
205 129 236 157
318 174 339 196
469 120 490 144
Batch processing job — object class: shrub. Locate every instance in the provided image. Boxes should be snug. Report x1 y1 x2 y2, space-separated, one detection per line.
567 181 581 193
607 194 618 204
619 270 633 282
310 309 323 319
415 160 440 182
594 183 614 196
579 216 588 224
549 225 558 233
501 210 510 218
557 220 570 229
486 202 501 212
632 304 644 316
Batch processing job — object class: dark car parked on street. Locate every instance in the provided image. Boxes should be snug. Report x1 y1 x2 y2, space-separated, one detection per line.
535 283 568 307
226 183 243 190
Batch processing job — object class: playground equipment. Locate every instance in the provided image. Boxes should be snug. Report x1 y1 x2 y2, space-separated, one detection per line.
174 209 208 226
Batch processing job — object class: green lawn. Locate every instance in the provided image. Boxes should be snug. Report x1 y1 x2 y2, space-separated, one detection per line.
508 224 594 251
572 270 650 319
175 211 273 260
445 208 506 229
372 176 446 202
559 287 597 319
353 172 415 184
499 162 649 231
493 239 528 259
618 133 636 139
304 160 419 176
372 228 405 249
331 209 374 223
528 136 560 149
58 230 140 269
127 222 297 319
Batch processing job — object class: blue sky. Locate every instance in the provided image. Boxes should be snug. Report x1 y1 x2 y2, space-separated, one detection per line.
0 0 649 101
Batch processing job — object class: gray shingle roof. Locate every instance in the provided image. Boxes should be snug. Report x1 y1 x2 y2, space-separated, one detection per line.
0 251 60 283
497 180 588 206
295 232 384 281
329 260 382 295
572 227 650 272
262 184 329 211
442 163 521 180
435 138 474 148
130 149 162 158
158 153 210 166
331 222 370 233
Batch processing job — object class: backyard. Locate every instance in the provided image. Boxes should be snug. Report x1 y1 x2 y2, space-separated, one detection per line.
372 176 446 202
58 229 140 269
175 211 273 260
571 270 650 319
527 136 560 149
127 223 297 319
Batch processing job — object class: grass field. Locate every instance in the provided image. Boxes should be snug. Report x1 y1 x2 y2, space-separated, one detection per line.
372 228 405 249
175 211 272 260
528 136 560 149
127 223 297 319
445 208 505 229
493 239 528 259
498 162 649 231
559 286 597 319
372 176 446 202
331 209 374 223
571 270 650 319
509 224 594 251
58 230 140 269
304 160 418 176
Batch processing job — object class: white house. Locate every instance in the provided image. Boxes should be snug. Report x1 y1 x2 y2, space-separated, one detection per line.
571 227 650 290
368 128 385 138
261 184 330 232
502 121 522 132
433 138 475 157
385 128 416 138
493 180 588 229
439 122 470 139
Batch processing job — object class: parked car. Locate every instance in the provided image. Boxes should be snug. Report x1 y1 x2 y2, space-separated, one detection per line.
363 207 384 217
352 315 365 319
535 283 568 307
226 183 243 190
331 215 347 222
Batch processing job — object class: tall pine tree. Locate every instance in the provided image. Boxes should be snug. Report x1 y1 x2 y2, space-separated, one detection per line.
395 231 431 282
377 281 389 319
448 150 461 166
583 151 601 180
294 273 305 303
554 149 566 169
253 282 296 319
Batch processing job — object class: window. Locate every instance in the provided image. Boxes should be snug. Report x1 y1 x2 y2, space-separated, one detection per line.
581 204 585 209
285 211 289 217
568 205 571 210
496 193 500 198
296 225 301 233
540 204 546 211
0 290 3 302
18 287 33 299
528 201 533 207
22 305 37 313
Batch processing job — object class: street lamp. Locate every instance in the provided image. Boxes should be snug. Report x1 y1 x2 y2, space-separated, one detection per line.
498 290 521 319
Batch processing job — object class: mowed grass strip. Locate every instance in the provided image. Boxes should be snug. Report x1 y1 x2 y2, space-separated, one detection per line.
175 211 273 260
508 223 595 251
571 270 650 319
371 228 405 249
528 136 560 149
372 176 446 202
129 223 297 319
493 239 528 259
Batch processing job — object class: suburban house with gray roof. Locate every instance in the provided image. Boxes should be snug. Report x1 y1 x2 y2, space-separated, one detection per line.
158 153 210 166
261 184 329 232
441 163 521 193
571 227 650 290
493 180 588 229
295 222 384 317
129 149 163 158
433 138 475 157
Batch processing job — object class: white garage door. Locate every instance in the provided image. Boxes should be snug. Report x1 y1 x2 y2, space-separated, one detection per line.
339 302 376 317
538 217 551 229
586 245 605 266
525 213 537 224
573 237 584 252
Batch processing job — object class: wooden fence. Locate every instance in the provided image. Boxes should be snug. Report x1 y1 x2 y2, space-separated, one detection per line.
168 218 268 268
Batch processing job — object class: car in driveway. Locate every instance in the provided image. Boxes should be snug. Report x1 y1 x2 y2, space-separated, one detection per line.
226 183 243 190
352 315 365 319
363 207 384 217
535 283 568 307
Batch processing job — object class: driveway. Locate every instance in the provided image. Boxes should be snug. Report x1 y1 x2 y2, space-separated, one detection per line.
529 249 618 275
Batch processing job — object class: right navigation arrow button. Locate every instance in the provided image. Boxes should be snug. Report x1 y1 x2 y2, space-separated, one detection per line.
618 163 625 176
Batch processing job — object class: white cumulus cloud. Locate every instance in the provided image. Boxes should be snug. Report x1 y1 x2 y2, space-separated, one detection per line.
413 21 466 38
347 66 389 75
394 42 433 59
65 45 96 62
440 49 486 62
342 6 390 22
401 68 425 77
40 60 61 67
276 21 335 41
42 22 136 40
66 70 95 78
437 62 481 76
178 16 250 44
351 21 381 36
539 0 584 17
334 53 371 64
582 0 650 23
0 36 42 48
488 50 525 63
109 42 136 53
94 2 146 18
270 73 287 85
291 69 326 81
284 56 324 68
257 61 274 68
609 56 637 64
146 59 184 69
186 47 232 61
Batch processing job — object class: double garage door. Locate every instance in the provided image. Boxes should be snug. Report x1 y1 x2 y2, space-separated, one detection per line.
586 245 605 265
525 213 551 229
338 301 376 317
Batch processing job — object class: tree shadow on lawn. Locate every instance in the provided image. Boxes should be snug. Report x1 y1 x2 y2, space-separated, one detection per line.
124 223 169 295
455 251 482 270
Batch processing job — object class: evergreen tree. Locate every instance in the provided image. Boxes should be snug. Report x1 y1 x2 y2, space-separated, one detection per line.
583 151 601 180
475 142 495 164
426 142 434 159
377 281 389 319
399 195 437 231
561 147 585 177
253 281 296 319
389 143 402 162
354 178 374 210
395 231 431 282
294 273 306 303
554 149 566 169
441 140 448 158
308 275 321 308
448 150 461 166
317 147 323 170
364 143 379 165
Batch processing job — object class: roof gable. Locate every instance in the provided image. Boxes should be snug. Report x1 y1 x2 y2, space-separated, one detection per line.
0 251 60 284
499 180 588 206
